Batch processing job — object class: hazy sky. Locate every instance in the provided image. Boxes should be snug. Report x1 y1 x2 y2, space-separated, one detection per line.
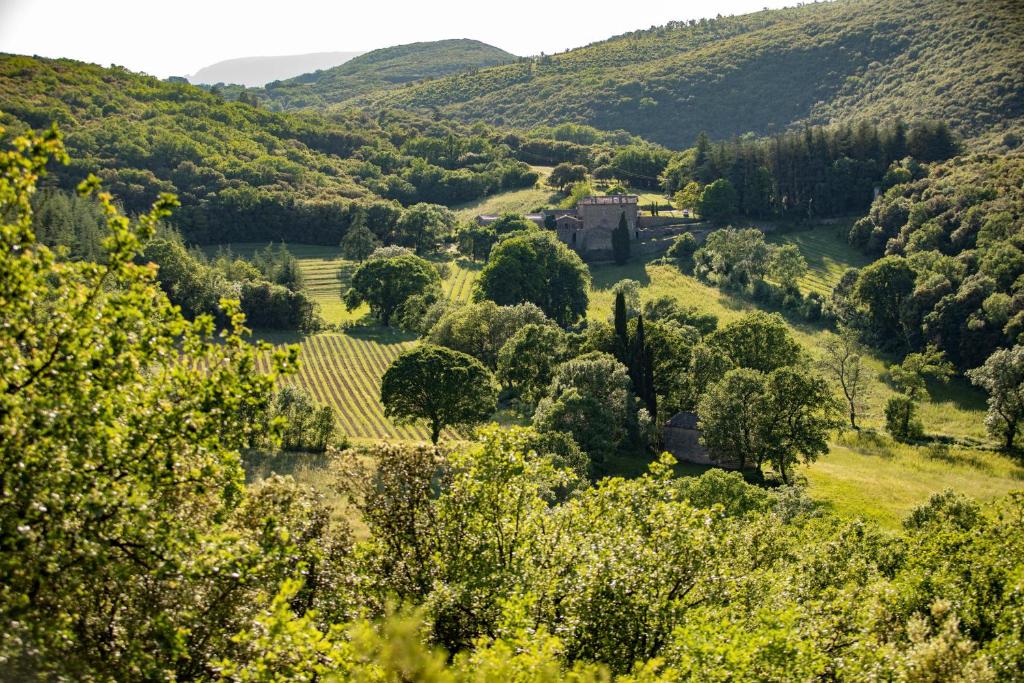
0 0 798 78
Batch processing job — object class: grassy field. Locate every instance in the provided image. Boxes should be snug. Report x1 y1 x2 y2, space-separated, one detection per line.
202 244 480 443
222 226 1021 529
254 329 436 442
205 243 479 327
767 222 872 296
588 230 1023 528
453 185 563 223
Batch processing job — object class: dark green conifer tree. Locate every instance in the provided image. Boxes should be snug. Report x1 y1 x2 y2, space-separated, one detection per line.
630 314 657 415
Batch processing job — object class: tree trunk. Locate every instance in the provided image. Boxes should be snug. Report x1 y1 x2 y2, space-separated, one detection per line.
849 404 858 431
430 421 441 445
1005 421 1017 452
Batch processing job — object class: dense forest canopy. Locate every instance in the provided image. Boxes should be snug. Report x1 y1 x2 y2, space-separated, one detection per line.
842 150 1024 370
0 55 544 245
356 0 1024 148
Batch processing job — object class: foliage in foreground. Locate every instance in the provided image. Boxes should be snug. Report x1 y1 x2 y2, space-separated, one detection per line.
2 128 1023 681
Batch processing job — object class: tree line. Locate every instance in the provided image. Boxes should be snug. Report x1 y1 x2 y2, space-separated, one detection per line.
663 120 959 221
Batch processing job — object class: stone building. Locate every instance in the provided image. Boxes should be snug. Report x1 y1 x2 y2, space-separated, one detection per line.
475 195 641 262
551 195 639 261
662 412 712 465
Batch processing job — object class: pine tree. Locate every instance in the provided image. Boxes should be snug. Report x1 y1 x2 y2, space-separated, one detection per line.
341 212 380 262
612 211 631 265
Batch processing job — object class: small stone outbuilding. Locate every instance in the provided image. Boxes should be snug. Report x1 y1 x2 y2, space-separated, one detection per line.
662 412 712 465
663 411 751 470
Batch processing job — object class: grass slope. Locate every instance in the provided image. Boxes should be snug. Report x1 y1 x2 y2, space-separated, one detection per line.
238 225 1021 526
589 231 1023 527
255 329 435 442
213 244 480 443
362 0 1024 147
766 223 872 296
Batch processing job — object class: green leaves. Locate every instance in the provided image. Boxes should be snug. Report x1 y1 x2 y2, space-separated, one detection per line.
0 126 318 677
380 344 498 443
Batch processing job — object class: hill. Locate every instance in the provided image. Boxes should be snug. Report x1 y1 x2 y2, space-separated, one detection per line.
189 51 364 87
357 0 1024 148
260 39 517 109
0 55 542 244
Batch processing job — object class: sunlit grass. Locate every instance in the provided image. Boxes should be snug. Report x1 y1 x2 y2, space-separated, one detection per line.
586 249 1018 528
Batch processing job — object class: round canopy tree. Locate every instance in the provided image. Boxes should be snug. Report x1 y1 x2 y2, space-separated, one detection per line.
381 344 499 443
475 231 590 327
344 252 440 326
706 311 801 373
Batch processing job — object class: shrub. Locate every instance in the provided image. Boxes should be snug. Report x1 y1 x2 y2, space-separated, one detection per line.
885 395 923 442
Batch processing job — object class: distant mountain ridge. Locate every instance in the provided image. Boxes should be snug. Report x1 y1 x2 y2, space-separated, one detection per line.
258 39 516 109
353 0 1024 148
190 51 364 87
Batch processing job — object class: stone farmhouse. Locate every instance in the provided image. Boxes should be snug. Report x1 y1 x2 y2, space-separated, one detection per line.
477 195 641 261
551 195 640 261
476 194 709 261
662 412 712 466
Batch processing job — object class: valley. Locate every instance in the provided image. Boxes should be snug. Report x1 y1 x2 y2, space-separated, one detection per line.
3 0 1024 678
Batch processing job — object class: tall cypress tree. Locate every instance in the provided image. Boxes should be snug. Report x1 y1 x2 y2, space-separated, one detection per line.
613 290 629 364
612 211 631 265
630 314 657 415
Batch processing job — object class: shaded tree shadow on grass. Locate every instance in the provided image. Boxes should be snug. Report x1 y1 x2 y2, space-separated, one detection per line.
249 322 417 347
242 450 334 484
589 258 653 291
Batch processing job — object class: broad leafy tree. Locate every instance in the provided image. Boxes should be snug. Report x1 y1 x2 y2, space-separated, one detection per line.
890 344 954 401
673 181 702 212
340 214 380 261
548 162 588 190
394 202 455 254
643 295 717 335
458 224 497 261
496 323 568 402
885 394 923 442
854 256 917 349
534 352 633 462
427 300 552 369
693 227 771 287
345 252 440 326
757 367 843 483
767 243 808 291
476 231 590 327
706 311 801 373
490 212 538 235
0 126 353 678
820 327 868 429
696 178 738 221
381 344 498 443
967 345 1024 451
697 368 767 471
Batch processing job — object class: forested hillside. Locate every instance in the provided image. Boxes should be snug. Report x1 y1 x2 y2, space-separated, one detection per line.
844 150 1024 370
358 0 1024 147
0 54 540 244
257 39 516 110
